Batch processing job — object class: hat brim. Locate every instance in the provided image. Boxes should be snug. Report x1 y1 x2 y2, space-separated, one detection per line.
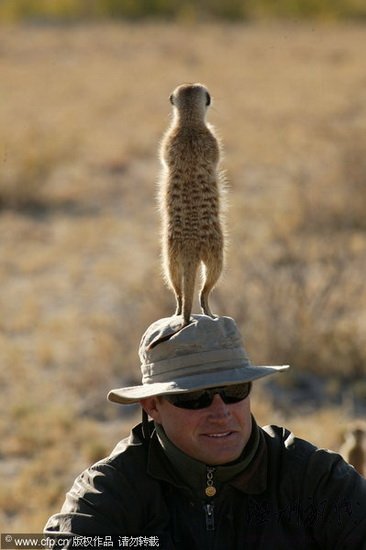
108 364 289 405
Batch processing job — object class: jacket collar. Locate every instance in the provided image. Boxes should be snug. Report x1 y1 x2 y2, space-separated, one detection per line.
228 425 268 494
147 416 268 496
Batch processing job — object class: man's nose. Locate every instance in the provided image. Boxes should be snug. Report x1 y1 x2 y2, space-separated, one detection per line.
207 393 231 418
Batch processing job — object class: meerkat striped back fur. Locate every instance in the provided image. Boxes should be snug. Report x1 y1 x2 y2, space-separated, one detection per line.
159 83 225 326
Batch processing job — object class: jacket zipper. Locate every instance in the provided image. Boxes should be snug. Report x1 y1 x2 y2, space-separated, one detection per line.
204 502 215 531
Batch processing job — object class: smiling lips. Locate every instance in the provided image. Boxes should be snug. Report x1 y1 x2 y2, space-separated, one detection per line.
205 431 233 438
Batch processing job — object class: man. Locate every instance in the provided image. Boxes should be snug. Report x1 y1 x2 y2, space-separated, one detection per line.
45 315 366 548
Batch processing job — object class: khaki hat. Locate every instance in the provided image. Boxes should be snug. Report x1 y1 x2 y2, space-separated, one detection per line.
108 315 289 404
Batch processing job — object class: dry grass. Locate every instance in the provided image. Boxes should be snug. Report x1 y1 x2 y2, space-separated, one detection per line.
0 21 365 530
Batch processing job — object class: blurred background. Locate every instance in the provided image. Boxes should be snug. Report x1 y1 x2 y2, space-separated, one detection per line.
1 0 365 531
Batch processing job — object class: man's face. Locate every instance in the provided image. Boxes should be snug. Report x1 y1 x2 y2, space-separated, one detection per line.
141 390 252 465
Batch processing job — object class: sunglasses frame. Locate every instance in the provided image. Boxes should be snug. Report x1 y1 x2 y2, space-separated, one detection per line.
164 382 252 410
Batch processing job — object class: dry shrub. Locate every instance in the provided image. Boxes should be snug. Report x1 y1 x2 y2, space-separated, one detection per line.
1 130 79 212
292 133 366 233
1 22 365 531
0 400 136 530
239 237 365 378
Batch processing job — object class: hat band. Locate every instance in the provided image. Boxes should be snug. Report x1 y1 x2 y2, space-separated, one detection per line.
142 347 250 383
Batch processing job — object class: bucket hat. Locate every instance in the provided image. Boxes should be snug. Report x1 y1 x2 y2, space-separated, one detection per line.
108 315 289 405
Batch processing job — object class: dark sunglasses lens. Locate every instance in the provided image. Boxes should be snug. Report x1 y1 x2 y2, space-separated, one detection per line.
166 383 251 410
165 390 211 410
222 383 251 403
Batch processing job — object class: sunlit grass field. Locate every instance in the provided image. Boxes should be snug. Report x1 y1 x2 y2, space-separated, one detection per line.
1 21 365 530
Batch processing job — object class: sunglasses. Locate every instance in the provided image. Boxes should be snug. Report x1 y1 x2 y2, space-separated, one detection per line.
164 382 252 410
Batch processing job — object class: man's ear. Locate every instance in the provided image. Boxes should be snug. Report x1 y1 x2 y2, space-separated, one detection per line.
140 396 162 423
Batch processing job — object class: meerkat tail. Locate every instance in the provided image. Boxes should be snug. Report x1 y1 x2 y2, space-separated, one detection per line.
182 257 199 326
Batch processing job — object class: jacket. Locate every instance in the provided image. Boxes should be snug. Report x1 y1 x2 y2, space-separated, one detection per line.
44 421 366 549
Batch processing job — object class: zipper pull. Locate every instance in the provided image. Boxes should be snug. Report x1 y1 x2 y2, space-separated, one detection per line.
204 503 215 531
205 466 217 497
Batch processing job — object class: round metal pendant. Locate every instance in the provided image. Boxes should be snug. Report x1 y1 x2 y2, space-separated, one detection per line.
205 486 217 497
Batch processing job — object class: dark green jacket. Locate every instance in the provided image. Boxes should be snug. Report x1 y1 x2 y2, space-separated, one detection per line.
44 422 366 549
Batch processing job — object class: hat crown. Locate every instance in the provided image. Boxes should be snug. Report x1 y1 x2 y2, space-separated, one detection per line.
139 315 251 384
141 315 243 358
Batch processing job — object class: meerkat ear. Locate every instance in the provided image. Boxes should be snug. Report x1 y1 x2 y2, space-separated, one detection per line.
169 93 174 105
206 92 211 106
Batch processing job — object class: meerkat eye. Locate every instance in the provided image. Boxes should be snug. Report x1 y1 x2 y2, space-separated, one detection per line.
205 92 211 106
169 93 174 105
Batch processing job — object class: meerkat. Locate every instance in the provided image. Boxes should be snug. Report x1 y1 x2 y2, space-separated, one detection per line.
340 424 365 476
158 83 225 326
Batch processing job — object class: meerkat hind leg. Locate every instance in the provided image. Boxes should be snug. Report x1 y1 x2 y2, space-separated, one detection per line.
175 297 182 316
200 289 214 318
200 255 223 318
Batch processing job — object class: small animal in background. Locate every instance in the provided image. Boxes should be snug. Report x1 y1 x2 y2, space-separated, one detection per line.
339 423 365 476
159 83 225 326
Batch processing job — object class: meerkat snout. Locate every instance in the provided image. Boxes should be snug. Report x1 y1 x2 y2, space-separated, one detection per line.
159 82 226 327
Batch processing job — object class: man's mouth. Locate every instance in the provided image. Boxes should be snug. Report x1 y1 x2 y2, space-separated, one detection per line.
206 431 232 438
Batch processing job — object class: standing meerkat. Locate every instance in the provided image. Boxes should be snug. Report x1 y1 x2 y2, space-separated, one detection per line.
340 424 365 476
159 83 225 326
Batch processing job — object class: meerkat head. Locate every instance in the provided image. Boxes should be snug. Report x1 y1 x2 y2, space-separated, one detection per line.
353 428 365 443
169 83 211 122
345 422 366 444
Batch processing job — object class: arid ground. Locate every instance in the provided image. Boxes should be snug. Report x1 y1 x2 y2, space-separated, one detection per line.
1 21 365 530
